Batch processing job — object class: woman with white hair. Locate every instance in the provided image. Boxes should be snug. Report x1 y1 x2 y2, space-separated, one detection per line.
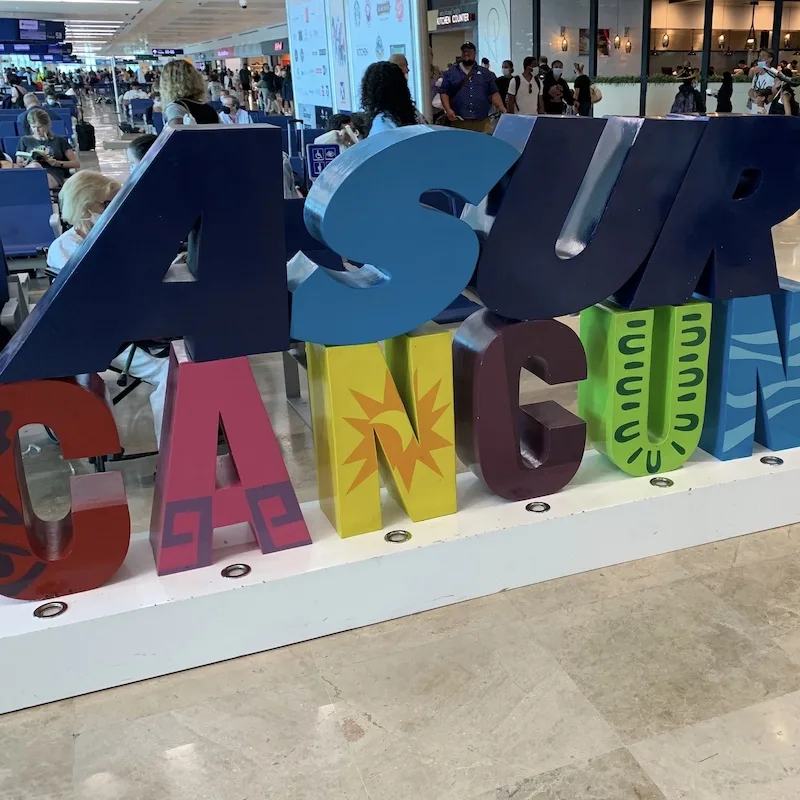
46 170 169 446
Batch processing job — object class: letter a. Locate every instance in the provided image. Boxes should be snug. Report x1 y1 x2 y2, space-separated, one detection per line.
150 343 311 575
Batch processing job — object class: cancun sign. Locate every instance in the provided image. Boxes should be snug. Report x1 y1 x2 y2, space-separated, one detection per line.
0 114 798 601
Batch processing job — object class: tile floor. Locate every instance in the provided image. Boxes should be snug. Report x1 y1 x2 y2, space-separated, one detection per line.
5 103 800 799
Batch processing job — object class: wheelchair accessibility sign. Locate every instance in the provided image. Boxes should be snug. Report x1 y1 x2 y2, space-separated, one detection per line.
306 144 341 182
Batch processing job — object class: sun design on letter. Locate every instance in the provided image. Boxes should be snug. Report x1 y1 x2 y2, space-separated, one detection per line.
343 372 451 494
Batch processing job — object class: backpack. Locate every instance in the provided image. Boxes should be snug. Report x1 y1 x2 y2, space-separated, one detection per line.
670 88 696 114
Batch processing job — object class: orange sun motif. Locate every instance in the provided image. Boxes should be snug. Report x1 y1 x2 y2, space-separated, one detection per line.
343 372 451 494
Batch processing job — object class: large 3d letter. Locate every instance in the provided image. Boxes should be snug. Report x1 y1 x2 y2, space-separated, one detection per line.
291 125 520 345
0 125 288 383
0 375 130 600
579 301 711 476
150 342 310 575
701 278 800 460
307 324 456 536
453 310 586 500
470 115 704 320
621 115 800 308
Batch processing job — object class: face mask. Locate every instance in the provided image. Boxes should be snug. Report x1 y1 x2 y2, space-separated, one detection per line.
502 68 511 76
758 60 767 68
224 107 235 114
83 211 102 230
552 68 563 78
461 58 475 67
46 98 56 105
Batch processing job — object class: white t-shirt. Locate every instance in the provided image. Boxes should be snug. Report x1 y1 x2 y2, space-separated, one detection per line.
218 109 252 124
507 73 541 115
749 71 775 114
46 227 83 274
123 89 149 101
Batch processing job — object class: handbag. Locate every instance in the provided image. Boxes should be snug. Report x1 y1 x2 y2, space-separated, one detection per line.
590 83 603 104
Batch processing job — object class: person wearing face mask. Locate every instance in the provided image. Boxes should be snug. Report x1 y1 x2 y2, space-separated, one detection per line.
506 56 544 115
542 59 574 115
44 90 61 108
495 61 514 105
439 42 506 132
748 50 776 113
16 92 60 136
219 97 252 124
46 170 169 445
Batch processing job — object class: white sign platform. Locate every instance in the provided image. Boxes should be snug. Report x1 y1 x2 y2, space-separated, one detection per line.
1 445 798 714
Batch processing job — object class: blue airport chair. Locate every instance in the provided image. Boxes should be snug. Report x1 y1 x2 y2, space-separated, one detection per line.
0 122 15 139
3 136 20 157
211 100 223 112
52 108 73 139
50 119 66 137
129 98 153 122
0 170 56 257
152 112 164 134
301 128 326 151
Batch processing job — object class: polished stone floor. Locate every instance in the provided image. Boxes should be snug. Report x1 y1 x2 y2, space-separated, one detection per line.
6 103 800 800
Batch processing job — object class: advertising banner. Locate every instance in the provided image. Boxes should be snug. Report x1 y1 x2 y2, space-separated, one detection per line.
288 0 334 111
327 0 354 111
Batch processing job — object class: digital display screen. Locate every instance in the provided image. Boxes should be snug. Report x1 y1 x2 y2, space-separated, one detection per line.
19 19 47 41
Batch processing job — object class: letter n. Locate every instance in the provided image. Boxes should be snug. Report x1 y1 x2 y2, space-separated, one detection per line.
0 376 130 600
306 324 456 537
701 278 800 460
150 343 311 575
579 301 711 476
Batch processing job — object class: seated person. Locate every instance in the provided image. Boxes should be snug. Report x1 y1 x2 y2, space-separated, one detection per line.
127 134 157 169
46 170 168 445
219 96 251 124
16 108 80 189
122 82 149 116
16 92 60 135
44 90 61 107
314 113 360 149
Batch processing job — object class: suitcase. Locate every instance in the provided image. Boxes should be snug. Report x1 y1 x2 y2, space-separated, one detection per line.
76 120 96 151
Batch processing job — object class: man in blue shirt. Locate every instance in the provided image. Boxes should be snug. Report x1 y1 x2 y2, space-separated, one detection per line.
439 42 505 132
16 93 61 136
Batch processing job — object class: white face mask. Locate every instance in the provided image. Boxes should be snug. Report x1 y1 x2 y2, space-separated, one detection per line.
552 68 563 78
82 210 102 232
502 68 511 76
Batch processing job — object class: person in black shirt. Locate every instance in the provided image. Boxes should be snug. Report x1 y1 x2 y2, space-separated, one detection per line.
573 62 592 116
769 70 800 115
496 60 514 104
542 60 574 114
715 71 733 113
239 66 252 106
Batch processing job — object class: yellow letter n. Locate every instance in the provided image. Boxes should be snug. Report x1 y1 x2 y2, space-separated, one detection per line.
306 324 456 537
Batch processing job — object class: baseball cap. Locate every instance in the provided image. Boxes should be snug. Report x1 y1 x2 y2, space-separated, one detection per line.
461 42 476 52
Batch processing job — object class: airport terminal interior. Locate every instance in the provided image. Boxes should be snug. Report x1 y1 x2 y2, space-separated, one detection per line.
5 0 800 798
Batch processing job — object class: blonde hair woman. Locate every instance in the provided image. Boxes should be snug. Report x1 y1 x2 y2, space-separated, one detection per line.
160 59 219 127
46 170 169 446
47 170 120 274
16 108 80 188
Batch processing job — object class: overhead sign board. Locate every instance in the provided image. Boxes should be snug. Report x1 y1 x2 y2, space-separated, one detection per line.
151 48 184 56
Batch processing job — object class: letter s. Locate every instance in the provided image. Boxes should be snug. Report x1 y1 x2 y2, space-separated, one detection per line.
290 125 520 345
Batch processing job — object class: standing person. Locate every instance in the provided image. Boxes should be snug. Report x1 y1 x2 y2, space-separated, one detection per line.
715 71 734 112
542 60 574 114
361 61 417 135
670 72 705 114
281 65 294 116
161 60 219 127
439 42 505 132
207 72 223 102
238 65 252 106
506 56 543 115
573 62 592 116
481 57 492 74
496 60 514 105
748 50 776 113
769 72 800 115
538 56 551 81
